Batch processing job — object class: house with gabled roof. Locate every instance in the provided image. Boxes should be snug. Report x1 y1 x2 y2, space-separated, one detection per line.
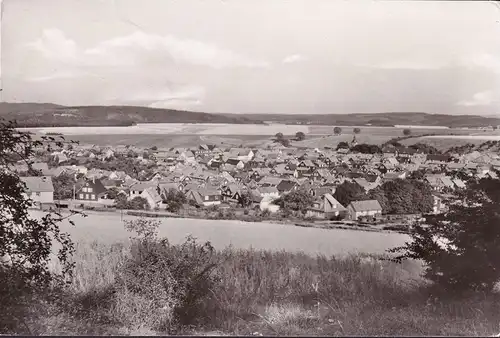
225 158 245 170
75 178 107 202
185 188 222 207
258 176 282 188
140 187 163 210
129 182 159 200
306 193 346 220
346 200 383 221
20 176 54 207
276 179 299 193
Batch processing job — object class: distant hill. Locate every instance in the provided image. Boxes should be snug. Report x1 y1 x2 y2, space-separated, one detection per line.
242 112 500 128
0 103 262 127
1 102 498 128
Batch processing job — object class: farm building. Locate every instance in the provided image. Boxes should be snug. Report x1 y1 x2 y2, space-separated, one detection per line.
186 188 222 207
306 193 346 220
20 176 54 208
346 200 383 221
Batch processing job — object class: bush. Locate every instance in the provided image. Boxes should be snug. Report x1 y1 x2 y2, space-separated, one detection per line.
114 218 221 332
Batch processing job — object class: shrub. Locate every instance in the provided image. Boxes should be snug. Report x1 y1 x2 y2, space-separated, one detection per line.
114 218 221 333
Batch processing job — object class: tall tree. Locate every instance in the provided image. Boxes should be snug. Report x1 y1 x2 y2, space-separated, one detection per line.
52 173 76 200
333 181 368 207
353 127 361 134
0 120 77 332
391 178 500 292
295 131 306 141
403 128 412 136
333 127 342 136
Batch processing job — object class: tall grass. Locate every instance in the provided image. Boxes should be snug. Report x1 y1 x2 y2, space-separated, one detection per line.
30 239 500 336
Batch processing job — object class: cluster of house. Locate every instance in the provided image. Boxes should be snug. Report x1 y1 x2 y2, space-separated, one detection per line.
15 141 500 221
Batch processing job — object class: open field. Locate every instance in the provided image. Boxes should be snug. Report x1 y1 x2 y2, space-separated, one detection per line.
58 134 272 148
17 210 500 336
19 122 483 148
30 210 409 257
402 133 500 151
21 123 478 137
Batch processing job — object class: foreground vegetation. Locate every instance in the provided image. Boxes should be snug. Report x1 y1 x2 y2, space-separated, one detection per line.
7 232 500 336
4 119 500 336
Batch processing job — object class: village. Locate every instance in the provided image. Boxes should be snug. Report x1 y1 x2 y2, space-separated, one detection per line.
15 132 500 230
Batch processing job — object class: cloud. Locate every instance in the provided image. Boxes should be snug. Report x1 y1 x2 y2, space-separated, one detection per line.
27 29 270 69
457 90 497 107
282 54 305 64
464 53 500 73
365 60 444 70
128 84 205 103
26 29 78 63
25 70 92 82
149 99 203 109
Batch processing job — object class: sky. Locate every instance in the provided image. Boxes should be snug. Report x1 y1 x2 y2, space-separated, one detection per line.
1 0 500 115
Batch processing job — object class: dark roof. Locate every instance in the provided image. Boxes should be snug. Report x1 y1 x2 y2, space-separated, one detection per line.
20 176 54 193
349 200 382 212
427 154 451 162
276 180 297 192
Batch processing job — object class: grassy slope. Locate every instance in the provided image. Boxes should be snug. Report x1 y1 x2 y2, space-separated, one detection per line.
245 112 500 128
26 239 500 336
0 103 262 126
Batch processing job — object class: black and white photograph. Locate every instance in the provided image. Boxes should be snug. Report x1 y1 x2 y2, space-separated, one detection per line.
1 0 500 335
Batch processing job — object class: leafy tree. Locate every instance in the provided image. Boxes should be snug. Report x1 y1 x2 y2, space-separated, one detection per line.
272 190 314 214
295 131 306 141
52 173 75 200
336 141 349 150
403 128 412 136
115 193 129 210
275 132 284 140
106 187 121 200
238 191 254 208
279 139 290 147
333 181 368 207
369 179 433 214
163 188 186 213
333 127 342 136
408 168 428 180
351 143 382 154
129 196 150 210
391 178 500 293
0 120 77 332
150 146 158 151
353 127 361 134
409 143 441 155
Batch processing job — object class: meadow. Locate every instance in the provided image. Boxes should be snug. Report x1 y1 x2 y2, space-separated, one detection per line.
20 122 482 148
30 210 410 257
10 211 499 336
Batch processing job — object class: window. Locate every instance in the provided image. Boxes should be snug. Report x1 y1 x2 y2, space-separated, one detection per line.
85 194 89 199
88 188 93 193
204 196 209 201
79 194 84 199
82 187 87 193
91 194 95 200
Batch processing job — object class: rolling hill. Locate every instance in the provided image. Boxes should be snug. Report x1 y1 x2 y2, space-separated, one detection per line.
0 103 262 127
243 112 500 128
1 102 498 128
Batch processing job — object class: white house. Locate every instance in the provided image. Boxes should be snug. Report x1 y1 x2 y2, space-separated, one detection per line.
346 200 383 221
20 176 54 208
256 186 280 199
140 187 163 210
